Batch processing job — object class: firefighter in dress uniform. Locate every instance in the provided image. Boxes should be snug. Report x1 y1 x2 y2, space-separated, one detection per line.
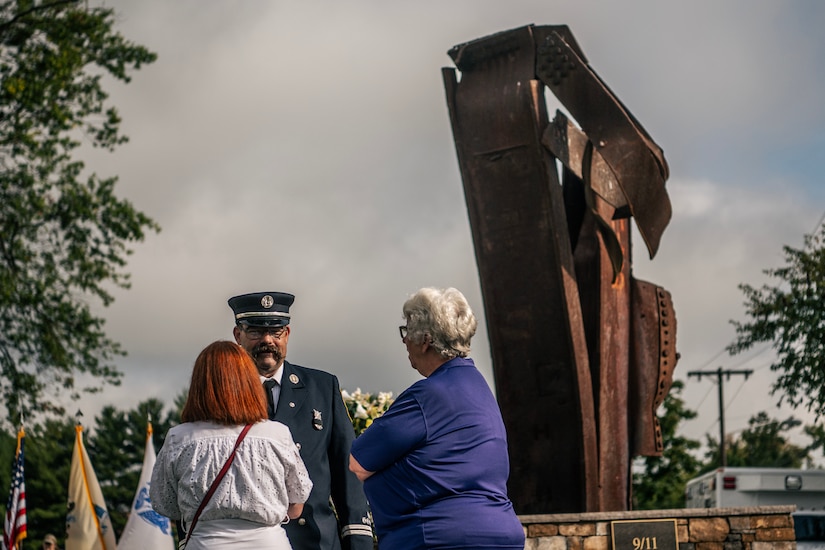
229 291 373 550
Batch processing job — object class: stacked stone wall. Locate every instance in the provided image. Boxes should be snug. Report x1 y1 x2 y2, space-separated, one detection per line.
519 506 797 550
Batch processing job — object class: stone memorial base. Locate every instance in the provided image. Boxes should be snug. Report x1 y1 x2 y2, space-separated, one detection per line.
520 506 797 550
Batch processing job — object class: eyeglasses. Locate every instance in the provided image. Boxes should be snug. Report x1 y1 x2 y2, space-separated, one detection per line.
399 325 408 339
243 326 287 340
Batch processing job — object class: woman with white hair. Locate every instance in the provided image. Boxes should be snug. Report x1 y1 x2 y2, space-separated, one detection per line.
350 287 524 549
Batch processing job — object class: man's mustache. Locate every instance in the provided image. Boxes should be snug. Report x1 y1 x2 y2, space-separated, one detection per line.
252 343 283 360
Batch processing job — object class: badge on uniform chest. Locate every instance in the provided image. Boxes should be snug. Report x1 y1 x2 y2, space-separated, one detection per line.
312 409 323 430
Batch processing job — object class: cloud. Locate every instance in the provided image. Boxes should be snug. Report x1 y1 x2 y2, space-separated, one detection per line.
66 1 825 455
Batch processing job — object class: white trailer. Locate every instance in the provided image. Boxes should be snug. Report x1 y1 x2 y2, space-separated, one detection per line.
685 467 825 510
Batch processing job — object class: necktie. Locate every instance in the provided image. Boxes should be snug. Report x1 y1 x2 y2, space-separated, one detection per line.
263 378 279 418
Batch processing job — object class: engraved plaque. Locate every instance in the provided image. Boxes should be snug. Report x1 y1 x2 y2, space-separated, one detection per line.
610 519 677 550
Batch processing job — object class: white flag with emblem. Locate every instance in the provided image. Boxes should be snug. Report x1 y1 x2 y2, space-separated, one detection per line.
118 420 175 550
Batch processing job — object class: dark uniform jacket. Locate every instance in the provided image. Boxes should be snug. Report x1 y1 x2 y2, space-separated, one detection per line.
273 361 373 550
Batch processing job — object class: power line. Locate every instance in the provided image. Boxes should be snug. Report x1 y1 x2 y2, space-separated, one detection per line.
728 344 771 370
690 347 728 372
724 377 750 411
694 382 714 411
687 367 753 467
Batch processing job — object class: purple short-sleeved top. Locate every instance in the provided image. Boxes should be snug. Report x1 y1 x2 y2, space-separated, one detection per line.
350 357 525 549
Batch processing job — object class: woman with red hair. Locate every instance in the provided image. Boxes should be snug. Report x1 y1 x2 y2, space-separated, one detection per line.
151 340 312 549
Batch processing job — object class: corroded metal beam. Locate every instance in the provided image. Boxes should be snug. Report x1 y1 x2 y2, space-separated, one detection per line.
443 24 678 514
443 30 598 513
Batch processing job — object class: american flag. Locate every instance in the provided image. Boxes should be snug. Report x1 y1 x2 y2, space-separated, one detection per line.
2 430 26 550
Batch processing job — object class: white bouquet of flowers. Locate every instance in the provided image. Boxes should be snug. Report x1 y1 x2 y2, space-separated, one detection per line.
341 388 394 436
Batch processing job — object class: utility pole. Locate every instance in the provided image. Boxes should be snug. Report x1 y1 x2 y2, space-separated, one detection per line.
687 367 753 467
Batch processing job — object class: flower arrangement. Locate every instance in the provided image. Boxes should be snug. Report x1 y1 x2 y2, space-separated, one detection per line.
341 388 394 436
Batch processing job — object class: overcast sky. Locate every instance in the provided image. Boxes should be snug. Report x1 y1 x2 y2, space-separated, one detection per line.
66 1 825 454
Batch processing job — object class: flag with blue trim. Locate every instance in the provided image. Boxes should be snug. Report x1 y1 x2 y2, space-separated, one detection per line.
117 420 174 550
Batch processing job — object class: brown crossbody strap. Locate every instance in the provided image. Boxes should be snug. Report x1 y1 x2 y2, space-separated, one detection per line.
182 423 253 547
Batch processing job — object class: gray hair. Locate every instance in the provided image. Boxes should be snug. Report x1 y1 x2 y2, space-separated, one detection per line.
402 287 477 359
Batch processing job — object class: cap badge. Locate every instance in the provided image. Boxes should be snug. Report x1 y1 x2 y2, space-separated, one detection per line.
313 409 323 430
261 295 274 309
289 373 299 384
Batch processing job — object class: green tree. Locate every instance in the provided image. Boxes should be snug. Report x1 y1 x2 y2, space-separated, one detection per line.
23 418 76 541
0 428 18 515
172 389 188 422
728 223 825 418
804 422 825 457
0 0 159 427
632 380 703 510
702 412 811 470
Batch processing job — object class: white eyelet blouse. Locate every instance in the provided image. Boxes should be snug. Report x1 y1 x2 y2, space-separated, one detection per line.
150 420 312 531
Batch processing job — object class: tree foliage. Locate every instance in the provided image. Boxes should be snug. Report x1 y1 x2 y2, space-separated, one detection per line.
631 383 823 510
728 223 825 418
632 380 703 510
0 0 158 427
18 418 76 540
702 411 812 471
804 423 825 457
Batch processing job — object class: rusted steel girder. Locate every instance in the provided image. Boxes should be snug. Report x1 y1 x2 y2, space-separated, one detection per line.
443 37 598 513
443 24 678 513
